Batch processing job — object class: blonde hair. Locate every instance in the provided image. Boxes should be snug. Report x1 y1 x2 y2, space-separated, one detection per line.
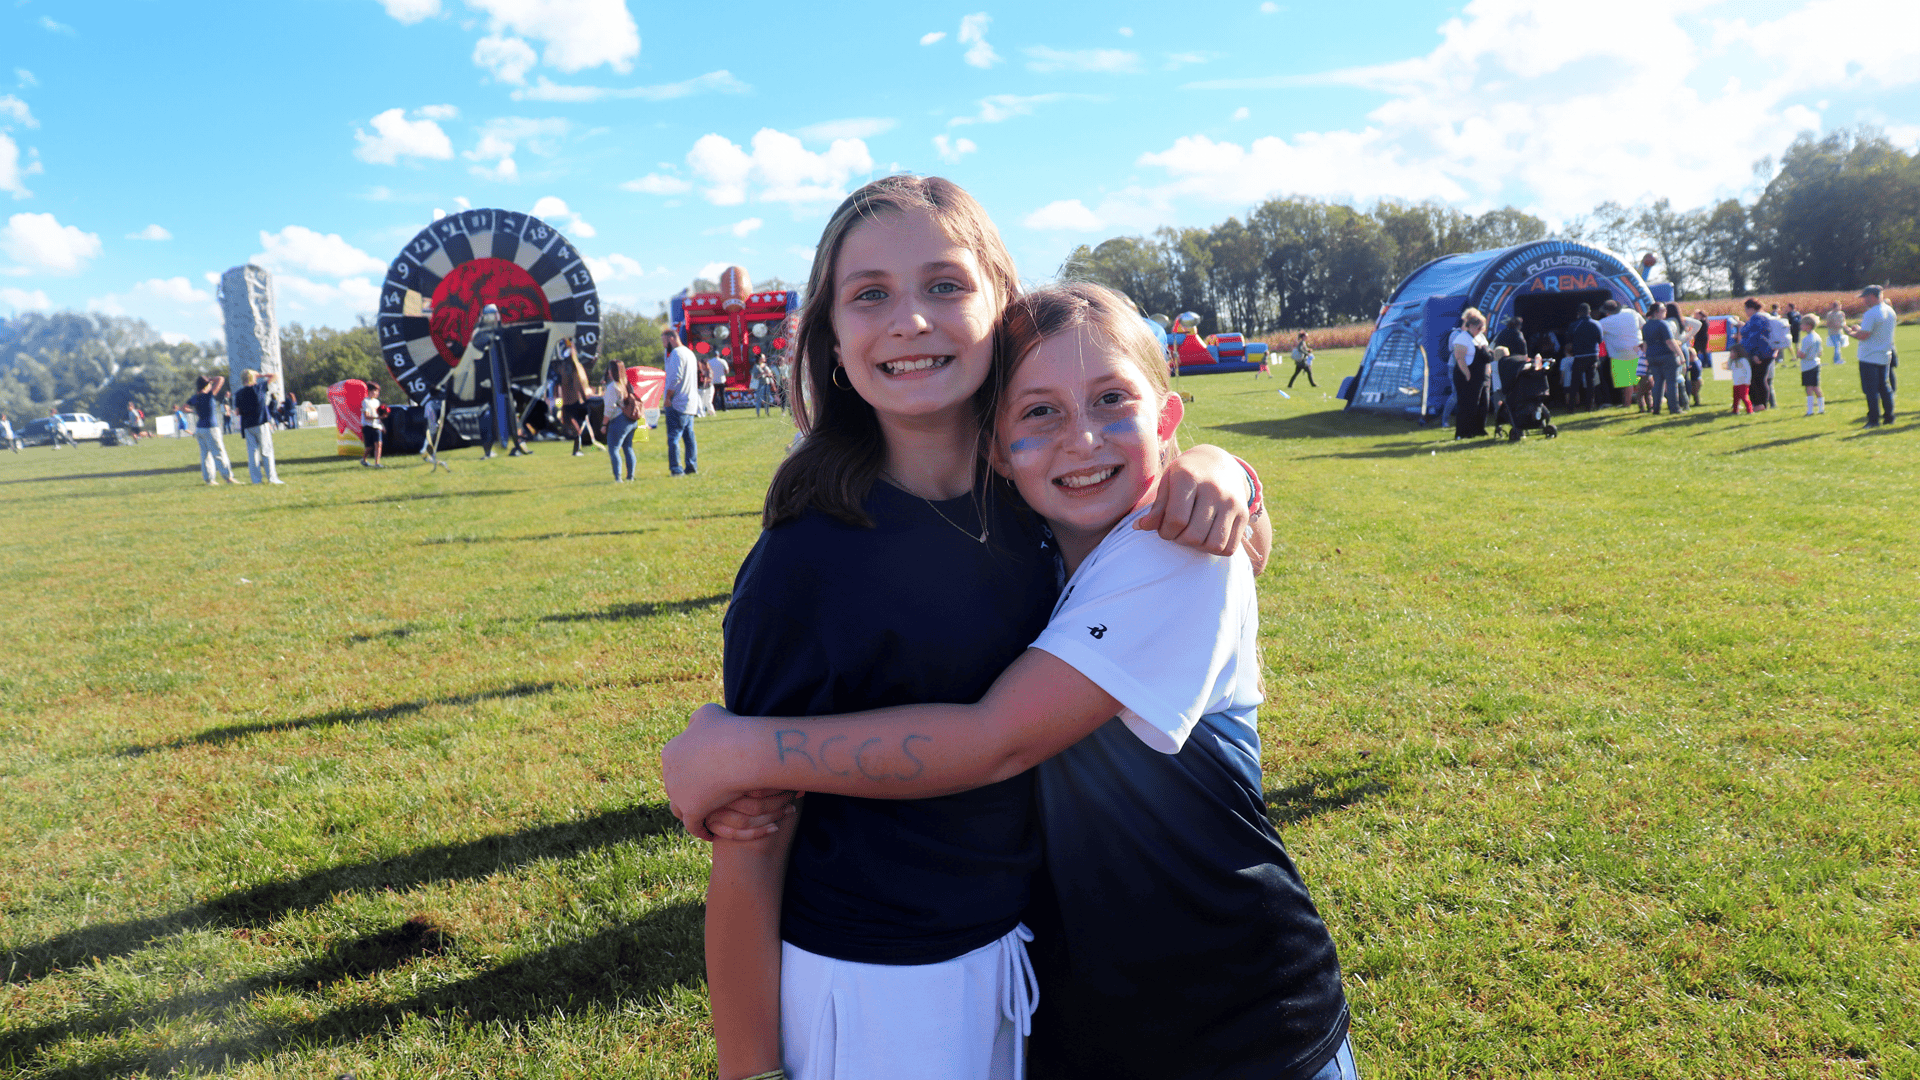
764 175 1021 529
1460 307 1487 331
243 370 258 385
988 282 1177 456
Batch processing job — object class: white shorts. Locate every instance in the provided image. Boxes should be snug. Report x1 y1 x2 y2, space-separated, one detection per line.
780 924 1037 1080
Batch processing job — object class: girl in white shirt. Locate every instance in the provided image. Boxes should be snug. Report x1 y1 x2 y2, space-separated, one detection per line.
1797 314 1824 415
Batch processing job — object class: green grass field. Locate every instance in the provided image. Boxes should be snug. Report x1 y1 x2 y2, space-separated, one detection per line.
4 334 1917 1079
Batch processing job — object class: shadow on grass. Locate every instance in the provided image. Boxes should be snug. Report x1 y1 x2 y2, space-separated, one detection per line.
1622 410 1720 434
119 681 562 756
1293 435 1510 461
1265 760 1391 829
1208 412 1422 442
9 902 703 1078
418 528 656 546
1723 432 1829 454
348 488 531 506
2 802 678 987
540 594 729 624
0 464 203 485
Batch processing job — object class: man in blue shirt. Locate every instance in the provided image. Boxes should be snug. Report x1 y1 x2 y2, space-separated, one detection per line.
661 327 699 476
187 374 237 484
234 369 285 484
1738 298 1776 411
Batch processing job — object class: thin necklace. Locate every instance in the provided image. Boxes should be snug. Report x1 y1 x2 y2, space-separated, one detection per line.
884 470 988 544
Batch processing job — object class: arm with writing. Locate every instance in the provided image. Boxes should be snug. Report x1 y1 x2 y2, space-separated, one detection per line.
662 648 1120 842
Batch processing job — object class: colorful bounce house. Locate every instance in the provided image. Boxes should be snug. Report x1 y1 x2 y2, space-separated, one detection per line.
671 266 799 410
1161 312 1269 376
1343 240 1663 419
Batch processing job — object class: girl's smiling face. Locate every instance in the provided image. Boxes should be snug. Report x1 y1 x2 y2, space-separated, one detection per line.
830 209 998 426
993 325 1182 562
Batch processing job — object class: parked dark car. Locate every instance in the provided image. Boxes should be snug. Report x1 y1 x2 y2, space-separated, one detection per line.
16 417 60 447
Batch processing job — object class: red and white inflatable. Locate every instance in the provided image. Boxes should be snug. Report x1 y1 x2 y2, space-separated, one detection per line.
719 265 752 314
327 379 369 457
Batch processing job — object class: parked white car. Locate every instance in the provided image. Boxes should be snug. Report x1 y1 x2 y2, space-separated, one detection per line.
52 413 111 441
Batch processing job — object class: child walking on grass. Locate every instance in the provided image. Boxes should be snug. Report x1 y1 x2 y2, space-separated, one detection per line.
664 281 1353 1080
1731 348 1755 414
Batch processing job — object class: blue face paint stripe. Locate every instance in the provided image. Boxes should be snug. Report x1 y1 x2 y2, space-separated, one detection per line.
1008 437 1048 453
1101 421 1135 434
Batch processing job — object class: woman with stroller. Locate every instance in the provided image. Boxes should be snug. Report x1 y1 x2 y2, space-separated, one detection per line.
1451 308 1494 439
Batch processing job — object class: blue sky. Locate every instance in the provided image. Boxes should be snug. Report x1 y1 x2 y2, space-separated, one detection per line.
3 0 1917 343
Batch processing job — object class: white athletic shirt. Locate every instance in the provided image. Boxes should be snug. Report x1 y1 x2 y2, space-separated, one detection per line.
1448 329 1484 371
1599 310 1645 359
1031 506 1261 756
1799 332 1823 371
1857 303 1895 365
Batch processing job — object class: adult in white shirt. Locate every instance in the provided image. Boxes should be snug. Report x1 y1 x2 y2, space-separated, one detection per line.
1448 307 1492 439
661 327 700 474
1596 299 1645 406
1845 284 1897 426
703 352 729 416
1823 301 1848 365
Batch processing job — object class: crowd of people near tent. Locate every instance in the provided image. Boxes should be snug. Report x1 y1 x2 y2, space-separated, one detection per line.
1445 285 1900 439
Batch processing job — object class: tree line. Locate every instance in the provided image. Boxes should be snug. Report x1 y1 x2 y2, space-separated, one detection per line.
1062 127 1920 337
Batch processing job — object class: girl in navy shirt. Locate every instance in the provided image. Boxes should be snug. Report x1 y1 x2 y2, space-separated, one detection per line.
669 282 1348 1079
686 178 1269 1080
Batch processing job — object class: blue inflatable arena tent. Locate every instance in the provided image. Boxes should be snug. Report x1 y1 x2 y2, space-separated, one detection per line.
1344 240 1658 419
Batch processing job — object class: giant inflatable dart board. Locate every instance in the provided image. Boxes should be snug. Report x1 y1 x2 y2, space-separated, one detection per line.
376 208 599 409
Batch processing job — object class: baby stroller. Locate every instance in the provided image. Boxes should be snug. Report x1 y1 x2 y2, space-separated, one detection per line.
1494 355 1558 441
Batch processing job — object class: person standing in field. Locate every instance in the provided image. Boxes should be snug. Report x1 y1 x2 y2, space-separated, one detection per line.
1451 308 1494 438
188 375 237 484
602 359 639 482
1845 284 1897 427
661 327 699 475
1 412 15 452
1287 332 1317 388
234 370 285 484
1796 314 1825 416
1729 346 1755 414
1642 303 1685 414
1786 303 1802 346
1739 298 1776 412
360 384 387 468
1824 300 1847 365
1597 299 1644 406
1563 303 1604 410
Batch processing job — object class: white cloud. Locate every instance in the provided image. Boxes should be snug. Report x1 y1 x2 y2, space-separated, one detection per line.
454 195 472 209
1118 26 1134 37
126 224 172 241
1024 47 1138 74
136 277 210 304
0 132 36 200
696 261 733 281
465 0 640 75
948 93 1091 127
1152 0 1917 222
39 16 75 35
418 103 460 120
0 96 36 128
1232 106 1250 121
920 31 947 45
1165 52 1208 69
511 69 747 102
380 0 441 23
959 13 999 69
622 173 692 195
933 134 977 163
465 116 569 182
474 34 540 84
687 128 874 206
1260 2 1281 12
269 274 383 319
729 217 763 237
584 252 649 281
14 70 36 89
353 108 454 164
253 226 386 278
1023 199 1104 232
797 117 897 142
86 278 218 329
530 195 596 238
1 212 101 275
1 285 50 311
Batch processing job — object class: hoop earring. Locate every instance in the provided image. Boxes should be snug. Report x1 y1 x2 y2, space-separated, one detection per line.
831 364 852 391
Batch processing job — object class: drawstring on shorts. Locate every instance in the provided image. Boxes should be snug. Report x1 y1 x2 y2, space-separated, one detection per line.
999 923 1040 1080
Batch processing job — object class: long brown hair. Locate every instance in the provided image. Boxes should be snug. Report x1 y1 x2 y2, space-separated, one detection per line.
762 174 1020 529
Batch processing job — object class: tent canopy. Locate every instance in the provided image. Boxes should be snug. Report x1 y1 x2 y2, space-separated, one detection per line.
1344 240 1655 418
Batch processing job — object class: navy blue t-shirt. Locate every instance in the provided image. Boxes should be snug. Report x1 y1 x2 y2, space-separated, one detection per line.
723 478 1056 965
234 384 269 429
1564 318 1604 356
1024 718 1350 1079
188 392 216 429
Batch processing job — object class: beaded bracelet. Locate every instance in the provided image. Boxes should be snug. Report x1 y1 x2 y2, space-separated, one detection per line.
738 1070 787 1080
1231 455 1265 521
